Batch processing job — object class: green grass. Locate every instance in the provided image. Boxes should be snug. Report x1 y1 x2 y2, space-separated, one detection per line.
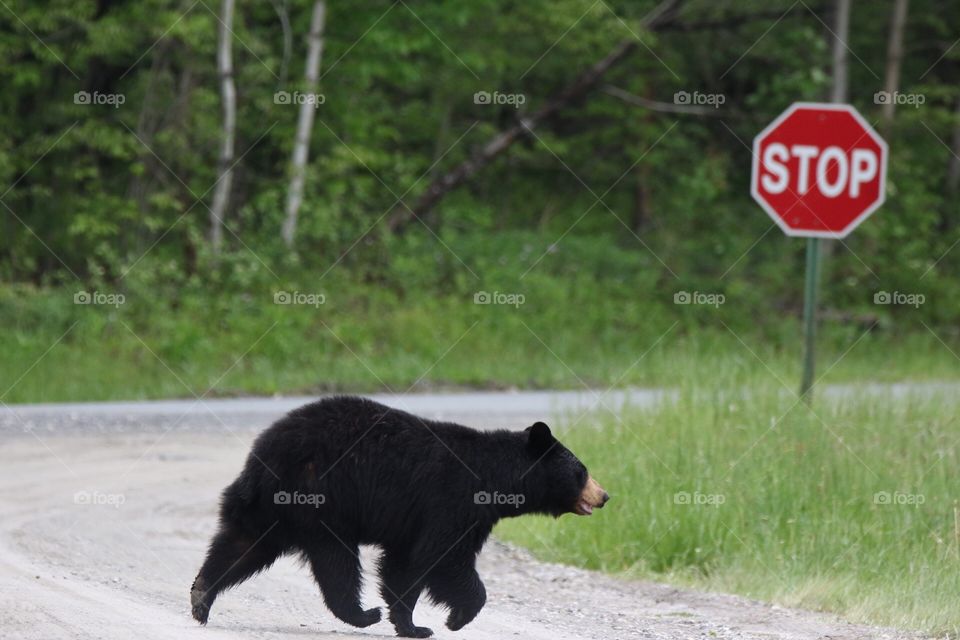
1 281 960 403
494 378 960 636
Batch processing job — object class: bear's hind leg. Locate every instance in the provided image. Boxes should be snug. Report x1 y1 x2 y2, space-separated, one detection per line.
303 540 381 628
191 524 282 624
426 557 487 631
378 550 432 638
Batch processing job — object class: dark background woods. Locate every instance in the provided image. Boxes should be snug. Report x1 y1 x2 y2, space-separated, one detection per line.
1 0 958 400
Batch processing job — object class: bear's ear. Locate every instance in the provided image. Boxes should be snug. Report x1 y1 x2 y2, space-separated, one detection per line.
525 421 555 454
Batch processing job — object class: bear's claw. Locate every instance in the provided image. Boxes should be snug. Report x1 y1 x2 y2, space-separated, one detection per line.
396 625 433 638
191 601 210 625
190 585 210 625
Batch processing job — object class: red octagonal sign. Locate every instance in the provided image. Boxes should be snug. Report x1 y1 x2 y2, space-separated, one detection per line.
751 102 888 238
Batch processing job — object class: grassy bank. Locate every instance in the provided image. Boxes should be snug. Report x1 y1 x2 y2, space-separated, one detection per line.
494 381 960 635
2 278 960 403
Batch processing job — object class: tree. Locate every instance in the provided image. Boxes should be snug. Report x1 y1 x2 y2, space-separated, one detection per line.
947 97 960 195
817 0 852 266
282 0 327 248
210 0 237 253
830 0 851 104
881 0 909 132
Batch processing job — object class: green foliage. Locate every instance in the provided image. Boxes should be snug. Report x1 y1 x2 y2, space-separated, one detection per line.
0 0 957 400
0 0 957 318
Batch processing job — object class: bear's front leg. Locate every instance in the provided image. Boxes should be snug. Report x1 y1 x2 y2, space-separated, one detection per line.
425 557 487 631
378 550 432 638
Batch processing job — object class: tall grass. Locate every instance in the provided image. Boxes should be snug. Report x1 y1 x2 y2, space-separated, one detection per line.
495 378 960 635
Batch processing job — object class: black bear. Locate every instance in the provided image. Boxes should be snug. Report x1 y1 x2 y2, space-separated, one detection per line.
191 396 608 638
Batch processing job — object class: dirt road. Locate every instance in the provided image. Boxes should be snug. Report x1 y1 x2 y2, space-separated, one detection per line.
0 391 913 639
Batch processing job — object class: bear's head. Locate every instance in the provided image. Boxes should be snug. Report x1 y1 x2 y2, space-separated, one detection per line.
524 422 609 517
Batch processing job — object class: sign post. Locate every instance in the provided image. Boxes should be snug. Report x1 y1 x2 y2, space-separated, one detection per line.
750 102 888 399
800 237 820 397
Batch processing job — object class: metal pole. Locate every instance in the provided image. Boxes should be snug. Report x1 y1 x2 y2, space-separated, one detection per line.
800 237 821 400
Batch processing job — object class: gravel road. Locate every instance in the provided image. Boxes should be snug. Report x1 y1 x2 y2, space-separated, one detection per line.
0 390 917 639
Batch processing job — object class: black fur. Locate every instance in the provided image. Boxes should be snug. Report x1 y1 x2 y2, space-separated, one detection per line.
191 396 594 637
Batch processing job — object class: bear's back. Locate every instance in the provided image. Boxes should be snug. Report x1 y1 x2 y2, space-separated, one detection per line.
252 395 480 470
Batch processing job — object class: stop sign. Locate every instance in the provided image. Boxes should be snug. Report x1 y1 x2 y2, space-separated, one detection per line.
751 102 888 238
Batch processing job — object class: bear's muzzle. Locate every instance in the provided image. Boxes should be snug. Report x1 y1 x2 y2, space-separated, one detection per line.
574 475 609 515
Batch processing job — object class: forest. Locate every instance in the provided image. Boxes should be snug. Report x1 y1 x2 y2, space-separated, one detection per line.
1 0 958 401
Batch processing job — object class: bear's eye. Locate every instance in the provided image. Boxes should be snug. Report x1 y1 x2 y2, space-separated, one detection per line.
577 468 587 484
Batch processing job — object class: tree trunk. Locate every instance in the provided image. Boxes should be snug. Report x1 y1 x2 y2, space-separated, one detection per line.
947 96 960 194
271 0 293 88
881 0 909 133
209 0 236 253
821 0 851 262
632 85 656 233
830 0 851 104
282 0 327 248
632 165 650 233
386 0 685 232
128 39 173 256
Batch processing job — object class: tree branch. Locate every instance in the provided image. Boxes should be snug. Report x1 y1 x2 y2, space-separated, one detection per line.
386 0 685 232
602 84 726 116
